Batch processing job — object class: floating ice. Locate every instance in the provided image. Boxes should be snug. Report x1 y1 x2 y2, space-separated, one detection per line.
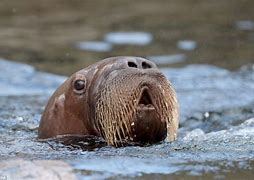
147 54 187 65
104 32 153 45
235 20 254 31
76 41 113 52
177 40 197 51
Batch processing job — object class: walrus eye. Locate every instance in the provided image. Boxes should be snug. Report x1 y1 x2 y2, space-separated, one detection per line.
74 80 86 91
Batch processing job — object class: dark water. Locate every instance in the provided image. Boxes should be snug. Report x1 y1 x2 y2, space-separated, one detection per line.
1 0 254 75
0 59 254 179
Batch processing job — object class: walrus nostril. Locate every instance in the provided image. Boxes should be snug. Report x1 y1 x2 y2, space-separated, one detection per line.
142 61 152 69
128 61 138 68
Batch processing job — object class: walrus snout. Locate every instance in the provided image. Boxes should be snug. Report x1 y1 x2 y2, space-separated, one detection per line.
93 58 179 146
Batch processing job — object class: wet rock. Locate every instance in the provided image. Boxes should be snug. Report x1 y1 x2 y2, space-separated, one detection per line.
104 32 153 45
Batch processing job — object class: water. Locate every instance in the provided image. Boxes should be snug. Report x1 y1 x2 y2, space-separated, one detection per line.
0 59 254 179
0 58 66 96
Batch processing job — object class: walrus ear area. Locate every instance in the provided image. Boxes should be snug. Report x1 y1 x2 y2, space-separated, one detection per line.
72 76 87 95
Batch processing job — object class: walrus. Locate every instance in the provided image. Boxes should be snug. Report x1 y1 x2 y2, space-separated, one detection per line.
38 56 179 147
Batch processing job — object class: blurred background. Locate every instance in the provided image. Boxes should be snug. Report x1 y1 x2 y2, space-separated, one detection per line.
0 0 254 75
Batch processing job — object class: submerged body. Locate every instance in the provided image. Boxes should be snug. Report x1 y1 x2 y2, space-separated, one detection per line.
38 57 179 146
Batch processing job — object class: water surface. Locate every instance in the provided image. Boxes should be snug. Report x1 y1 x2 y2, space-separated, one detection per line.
0 59 254 179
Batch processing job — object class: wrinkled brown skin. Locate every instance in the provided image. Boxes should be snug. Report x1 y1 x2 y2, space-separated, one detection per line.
38 56 179 146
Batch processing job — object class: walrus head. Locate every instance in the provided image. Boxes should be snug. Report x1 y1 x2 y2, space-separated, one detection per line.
38 57 179 147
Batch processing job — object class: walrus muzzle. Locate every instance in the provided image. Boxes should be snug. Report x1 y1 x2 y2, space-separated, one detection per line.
94 67 178 146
